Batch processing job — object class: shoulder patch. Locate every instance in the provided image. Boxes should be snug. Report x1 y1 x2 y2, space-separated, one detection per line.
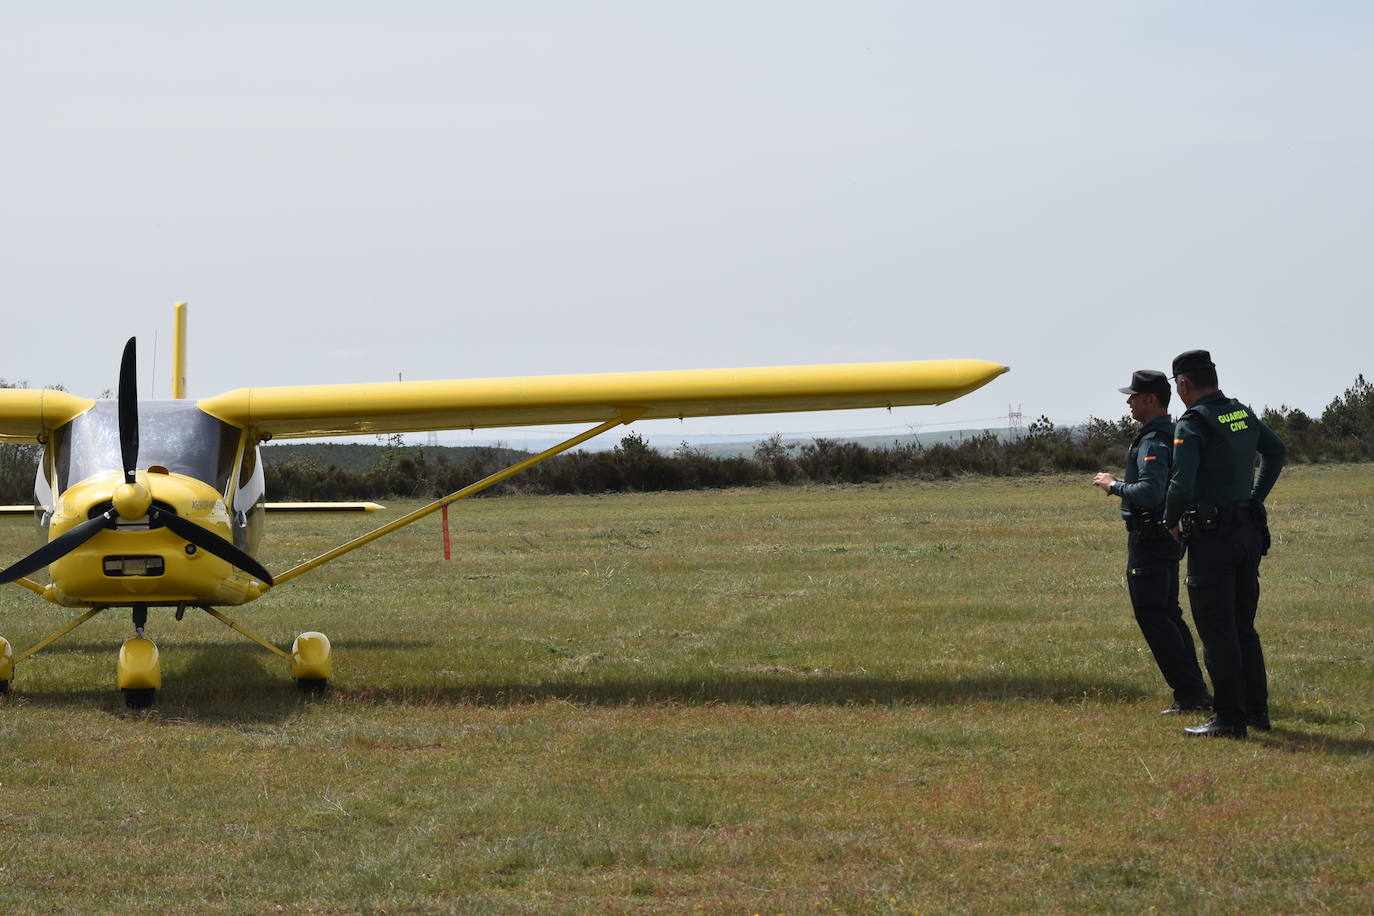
1144 455 1157 462
1174 438 1184 446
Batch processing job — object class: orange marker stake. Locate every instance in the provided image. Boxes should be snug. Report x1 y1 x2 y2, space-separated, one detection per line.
441 504 452 560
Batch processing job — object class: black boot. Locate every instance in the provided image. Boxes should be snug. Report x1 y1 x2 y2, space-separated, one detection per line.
1183 715 1246 739
1159 695 1213 716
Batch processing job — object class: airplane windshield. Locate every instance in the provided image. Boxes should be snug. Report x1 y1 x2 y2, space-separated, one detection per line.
52 401 242 494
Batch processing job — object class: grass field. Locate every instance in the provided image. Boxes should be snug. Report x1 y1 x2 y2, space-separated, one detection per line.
1 465 1371 913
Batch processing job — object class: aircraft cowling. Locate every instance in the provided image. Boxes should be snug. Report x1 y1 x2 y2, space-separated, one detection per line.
46 471 264 607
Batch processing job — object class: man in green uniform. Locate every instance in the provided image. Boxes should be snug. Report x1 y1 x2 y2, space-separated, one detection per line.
1093 370 1211 714
1164 350 1286 739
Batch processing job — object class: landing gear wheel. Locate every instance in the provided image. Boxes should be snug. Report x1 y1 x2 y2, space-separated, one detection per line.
290 633 331 688
0 636 12 691
123 687 156 709
117 636 161 700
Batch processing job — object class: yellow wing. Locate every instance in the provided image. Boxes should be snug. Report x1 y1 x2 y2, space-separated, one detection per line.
264 502 386 513
0 389 97 444
197 360 1008 438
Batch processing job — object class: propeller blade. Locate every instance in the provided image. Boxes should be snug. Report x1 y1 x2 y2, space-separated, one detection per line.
148 506 275 585
0 509 117 584
118 337 140 484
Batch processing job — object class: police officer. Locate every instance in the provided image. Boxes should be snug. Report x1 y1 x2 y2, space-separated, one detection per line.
1093 370 1211 714
1164 350 1286 739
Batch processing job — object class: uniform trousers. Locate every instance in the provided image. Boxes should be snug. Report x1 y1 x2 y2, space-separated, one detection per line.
1184 524 1268 726
1126 529 1209 702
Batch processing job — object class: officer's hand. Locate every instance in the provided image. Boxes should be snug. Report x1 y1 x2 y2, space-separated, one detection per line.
1169 525 1182 542
1091 472 1118 494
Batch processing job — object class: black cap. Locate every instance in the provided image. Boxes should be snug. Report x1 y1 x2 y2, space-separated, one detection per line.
1171 349 1215 378
1119 369 1170 398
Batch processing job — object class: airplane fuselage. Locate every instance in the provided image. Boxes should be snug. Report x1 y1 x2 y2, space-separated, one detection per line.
35 400 265 607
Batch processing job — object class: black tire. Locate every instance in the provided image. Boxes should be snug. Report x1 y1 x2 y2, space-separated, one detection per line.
123 688 156 709
296 678 328 695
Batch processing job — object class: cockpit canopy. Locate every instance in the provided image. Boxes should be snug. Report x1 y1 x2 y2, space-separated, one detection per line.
52 401 242 493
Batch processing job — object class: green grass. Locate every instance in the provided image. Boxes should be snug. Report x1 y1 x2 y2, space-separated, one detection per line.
1 466 1372 913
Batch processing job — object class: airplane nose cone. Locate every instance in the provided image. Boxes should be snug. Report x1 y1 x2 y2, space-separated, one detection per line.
113 481 152 520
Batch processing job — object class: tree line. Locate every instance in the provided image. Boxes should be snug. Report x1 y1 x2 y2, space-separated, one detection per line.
1 374 1370 503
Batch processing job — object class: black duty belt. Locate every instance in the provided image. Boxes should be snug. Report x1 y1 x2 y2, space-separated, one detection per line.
1188 501 1264 531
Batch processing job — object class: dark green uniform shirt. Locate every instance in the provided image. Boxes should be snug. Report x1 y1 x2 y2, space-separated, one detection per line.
1164 391 1286 528
1112 414 1173 521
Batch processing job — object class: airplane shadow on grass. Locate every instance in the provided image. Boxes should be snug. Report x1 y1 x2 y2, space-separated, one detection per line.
6 661 1148 726
26 638 435 655
340 679 1374 756
342 673 1151 709
8 643 303 725
9 654 1374 756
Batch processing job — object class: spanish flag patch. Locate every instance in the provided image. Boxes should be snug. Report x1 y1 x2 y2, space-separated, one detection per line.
1144 455 1157 461
1174 438 1184 446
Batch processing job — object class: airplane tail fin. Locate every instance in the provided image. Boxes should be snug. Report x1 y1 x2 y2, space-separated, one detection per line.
172 301 188 398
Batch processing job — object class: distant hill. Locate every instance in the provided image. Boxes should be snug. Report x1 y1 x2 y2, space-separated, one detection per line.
261 442 527 473
677 428 1016 458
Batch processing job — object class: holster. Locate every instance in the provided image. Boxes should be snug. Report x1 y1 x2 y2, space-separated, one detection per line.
1125 506 1168 539
1179 507 1199 542
1252 500 1272 555
1183 501 1272 554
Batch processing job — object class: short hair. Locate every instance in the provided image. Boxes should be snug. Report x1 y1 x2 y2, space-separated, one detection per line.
1178 367 1218 390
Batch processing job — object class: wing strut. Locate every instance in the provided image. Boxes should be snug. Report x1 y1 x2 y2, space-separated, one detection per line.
9 577 47 596
12 608 107 666
200 606 292 660
268 412 643 588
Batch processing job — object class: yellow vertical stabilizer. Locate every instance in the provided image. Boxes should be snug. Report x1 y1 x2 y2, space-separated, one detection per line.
172 301 188 399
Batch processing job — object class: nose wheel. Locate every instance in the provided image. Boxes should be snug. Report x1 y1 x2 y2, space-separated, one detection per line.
117 605 161 709
122 687 156 709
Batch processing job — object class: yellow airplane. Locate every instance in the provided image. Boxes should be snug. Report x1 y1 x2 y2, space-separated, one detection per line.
0 303 1007 707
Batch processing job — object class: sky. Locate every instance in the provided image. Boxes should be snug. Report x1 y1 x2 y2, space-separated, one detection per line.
2 2 1371 447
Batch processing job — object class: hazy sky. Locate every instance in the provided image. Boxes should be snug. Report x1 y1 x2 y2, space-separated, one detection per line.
3 2 1370 445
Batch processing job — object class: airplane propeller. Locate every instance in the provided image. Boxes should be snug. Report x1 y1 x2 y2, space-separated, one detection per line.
0 508 120 584
0 338 273 586
147 504 273 584
118 337 139 485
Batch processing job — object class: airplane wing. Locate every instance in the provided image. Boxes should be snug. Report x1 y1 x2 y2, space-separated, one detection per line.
0 390 96 444
263 502 386 513
0 503 385 516
196 360 1009 439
